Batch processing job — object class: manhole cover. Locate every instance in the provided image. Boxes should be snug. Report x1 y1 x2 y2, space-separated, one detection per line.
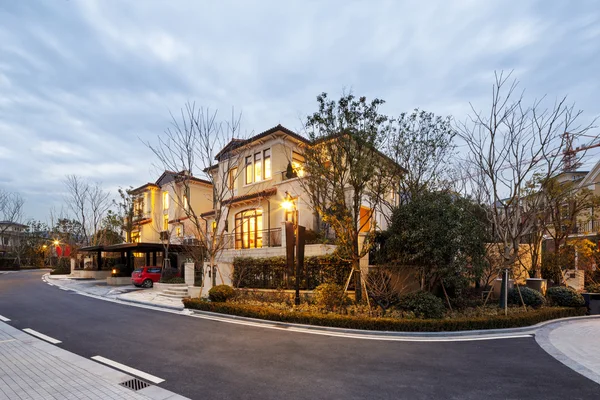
119 378 151 391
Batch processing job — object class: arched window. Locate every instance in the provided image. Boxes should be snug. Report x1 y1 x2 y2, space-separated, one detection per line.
235 209 263 249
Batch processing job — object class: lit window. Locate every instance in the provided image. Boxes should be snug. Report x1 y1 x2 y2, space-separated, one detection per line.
229 167 238 189
254 152 262 182
183 195 189 210
163 192 169 210
292 151 305 177
234 209 263 249
264 149 271 179
163 214 169 231
176 227 182 237
245 156 253 184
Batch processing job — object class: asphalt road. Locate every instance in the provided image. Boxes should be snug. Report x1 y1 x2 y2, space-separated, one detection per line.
0 270 598 400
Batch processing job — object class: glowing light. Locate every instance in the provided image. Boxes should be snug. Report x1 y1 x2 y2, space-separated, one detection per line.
53 240 59 246
42 244 47 249
112 269 117 275
281 200 293 211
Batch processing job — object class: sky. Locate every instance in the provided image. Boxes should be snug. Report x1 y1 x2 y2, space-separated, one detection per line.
1 0 599 222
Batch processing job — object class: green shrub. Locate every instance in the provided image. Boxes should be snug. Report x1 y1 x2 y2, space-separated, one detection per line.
50 258 71 275
313 283 350 311
208 285 236 302
584 283 600 293
508 287 546 308
547 286 585 307
182 299 587 332
397 291 445 319
160 277 185 284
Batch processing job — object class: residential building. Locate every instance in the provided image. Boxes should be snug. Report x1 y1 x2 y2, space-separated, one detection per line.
128 170 213 245
0 221 27 257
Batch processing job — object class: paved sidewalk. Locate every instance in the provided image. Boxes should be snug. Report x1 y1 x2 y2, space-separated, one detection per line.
536 317 600 385
0 321 188 400
45 275 184 309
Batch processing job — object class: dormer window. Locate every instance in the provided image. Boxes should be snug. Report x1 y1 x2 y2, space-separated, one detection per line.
244 148 272 184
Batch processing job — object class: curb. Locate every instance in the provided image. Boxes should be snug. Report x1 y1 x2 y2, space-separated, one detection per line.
186 310 600 338
116 295 184 311
42 273 599 339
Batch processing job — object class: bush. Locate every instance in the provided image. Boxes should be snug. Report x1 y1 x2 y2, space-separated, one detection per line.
182 299 587 332
208 285 236 302
508 287 546 308
584 283 600 293
160 277 185 284
397 291 445 319
547 286 585 307
313 283 350 311
50 258 71 275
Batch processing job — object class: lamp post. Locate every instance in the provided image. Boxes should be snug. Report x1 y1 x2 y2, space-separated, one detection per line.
282 192 305 306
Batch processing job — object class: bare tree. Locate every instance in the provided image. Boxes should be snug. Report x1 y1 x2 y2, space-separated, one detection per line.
0 189 24 234
64 175 112 247
145 103 247 293
458 71 597 285
366 265 410 315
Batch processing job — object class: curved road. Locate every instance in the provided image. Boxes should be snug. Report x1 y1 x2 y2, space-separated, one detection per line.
0 270 597 400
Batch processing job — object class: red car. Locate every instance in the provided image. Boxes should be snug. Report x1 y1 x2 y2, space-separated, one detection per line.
131 266 163 288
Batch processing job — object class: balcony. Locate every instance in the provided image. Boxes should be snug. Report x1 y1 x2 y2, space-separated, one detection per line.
220 227 282 250
572 220 600 235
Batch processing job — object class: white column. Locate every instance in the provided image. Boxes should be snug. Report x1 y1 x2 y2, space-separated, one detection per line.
184 262 195 286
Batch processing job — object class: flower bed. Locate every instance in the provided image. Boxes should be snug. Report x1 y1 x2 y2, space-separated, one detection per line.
182 299 586 332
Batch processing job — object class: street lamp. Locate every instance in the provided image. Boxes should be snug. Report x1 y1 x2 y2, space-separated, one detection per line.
281 191 304 306
53 239 60 246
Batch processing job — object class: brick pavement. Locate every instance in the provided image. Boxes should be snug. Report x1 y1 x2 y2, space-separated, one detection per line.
0 322 187 400
535 317 600 385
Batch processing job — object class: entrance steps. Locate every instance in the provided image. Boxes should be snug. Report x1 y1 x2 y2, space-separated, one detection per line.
159 286 189 299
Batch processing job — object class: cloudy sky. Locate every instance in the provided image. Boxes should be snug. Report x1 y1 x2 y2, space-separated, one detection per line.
1 0 599 221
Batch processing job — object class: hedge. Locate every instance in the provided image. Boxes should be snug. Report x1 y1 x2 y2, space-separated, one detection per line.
232 255 352 290
182 299 587 332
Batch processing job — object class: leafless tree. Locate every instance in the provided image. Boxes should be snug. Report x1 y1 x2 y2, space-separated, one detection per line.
145 103 247 293
0 189 24 234
366 265 410 315
457 71 597 285
64 175 112 246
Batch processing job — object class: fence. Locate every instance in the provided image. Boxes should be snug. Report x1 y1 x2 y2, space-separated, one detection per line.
220 228 282 250
232 255 353 290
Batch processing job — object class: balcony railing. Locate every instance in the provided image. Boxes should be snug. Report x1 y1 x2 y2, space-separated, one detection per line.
572 220 600 235
220 227 282 250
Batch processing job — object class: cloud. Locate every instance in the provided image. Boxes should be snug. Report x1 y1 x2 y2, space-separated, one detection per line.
0 0 598 221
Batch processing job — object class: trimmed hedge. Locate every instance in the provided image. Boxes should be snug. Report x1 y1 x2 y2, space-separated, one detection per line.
232 255 351 290
208 285 236 302
182 299 587 332
547 286 586 307
508 287 546 308
397 291 445 319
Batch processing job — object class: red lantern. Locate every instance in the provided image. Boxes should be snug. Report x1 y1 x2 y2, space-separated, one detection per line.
56 246 62 257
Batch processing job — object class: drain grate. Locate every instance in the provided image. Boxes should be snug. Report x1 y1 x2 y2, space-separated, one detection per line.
119 378 151 391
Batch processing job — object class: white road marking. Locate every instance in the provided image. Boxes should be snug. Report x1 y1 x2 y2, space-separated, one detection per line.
41 273 534 343
22 328 62 344
0 339 15 344
91 356 164 384
0 315 11 322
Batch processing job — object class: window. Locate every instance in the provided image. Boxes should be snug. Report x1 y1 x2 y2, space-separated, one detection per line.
176 227 182 237
234 209 263 249
183 194 189 210
131 232 140 243
292 151 305 177
163 214 169 231
359 206 372 232
229 167 238 189
245 156 253 184
254 152 262 182
263 149 271 179
163 191 169 210
244 148 271 184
